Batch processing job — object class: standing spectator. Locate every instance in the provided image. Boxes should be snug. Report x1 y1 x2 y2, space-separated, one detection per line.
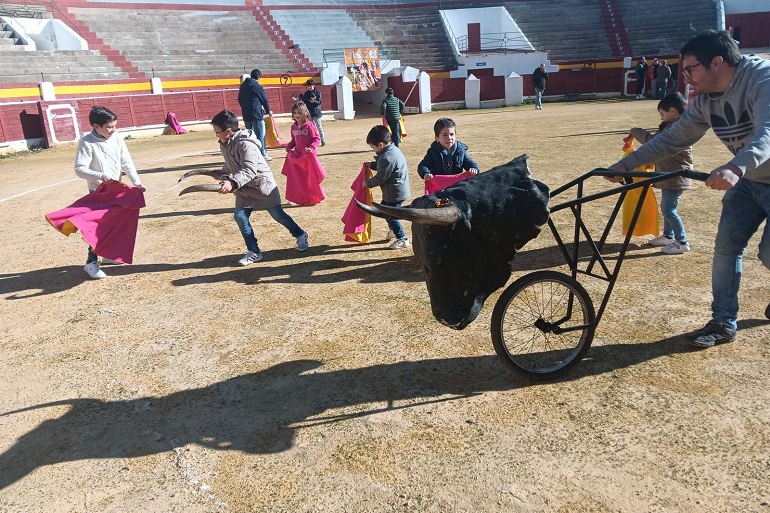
607 30 770 348
380 87 405 147
655 59 672 99
647 58 659 97
532 63 548 110
635 56 648 99
299 79 326 146
237 69 272 161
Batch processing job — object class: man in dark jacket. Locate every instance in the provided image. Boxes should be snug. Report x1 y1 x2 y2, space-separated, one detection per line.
299 79 325 146
635 56 648 99
237 69 272 161
532 63 548 110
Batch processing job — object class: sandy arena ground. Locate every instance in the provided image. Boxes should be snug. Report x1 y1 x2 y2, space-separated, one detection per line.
1 99 769 512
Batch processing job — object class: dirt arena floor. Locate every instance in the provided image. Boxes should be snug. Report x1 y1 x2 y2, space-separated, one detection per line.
1 99 769 513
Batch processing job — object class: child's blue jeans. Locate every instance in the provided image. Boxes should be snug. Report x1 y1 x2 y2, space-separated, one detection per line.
234 205 304 253
660 189 687 243
381 200 407 240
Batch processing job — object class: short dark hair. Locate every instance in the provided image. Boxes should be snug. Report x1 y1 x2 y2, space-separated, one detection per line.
305 79 315 86
211 109 240 131
433 118 456 136
89 106 117 126
385 87 394 96
250 69 262 80
657 92 687 114
366 125 391 146
680 30 741 68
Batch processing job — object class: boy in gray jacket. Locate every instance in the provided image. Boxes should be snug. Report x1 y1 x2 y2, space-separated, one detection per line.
629 92 693 255
211 110 308 265
364 125 411 249
608 30 770 348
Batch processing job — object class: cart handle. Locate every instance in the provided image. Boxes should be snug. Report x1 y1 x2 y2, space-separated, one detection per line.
590 169 710 182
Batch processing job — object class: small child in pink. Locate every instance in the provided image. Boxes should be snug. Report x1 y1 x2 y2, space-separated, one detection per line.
281 101 327 205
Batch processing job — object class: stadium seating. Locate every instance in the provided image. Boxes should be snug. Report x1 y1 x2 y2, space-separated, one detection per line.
67 7 299 77
503 0 614 61
616 0 718 57
269 9 376 69
0 45 128 83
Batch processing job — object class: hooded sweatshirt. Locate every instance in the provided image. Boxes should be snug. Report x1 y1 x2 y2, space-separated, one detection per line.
619 56 770 184
220 128 280 209
417 141 480 178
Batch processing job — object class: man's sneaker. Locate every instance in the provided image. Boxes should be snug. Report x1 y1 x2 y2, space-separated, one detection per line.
238 251 263 266
388 238 411 249
689 320 737 348
649 234 674 246
385 229 396 240
264 155 273 162
661 241 691 255
296 231 309 252
84 261 107 279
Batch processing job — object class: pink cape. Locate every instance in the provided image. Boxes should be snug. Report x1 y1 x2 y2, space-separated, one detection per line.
164 112 188 135
45 182 146 264
281 150 327 205
341 164 373 243
424 172 472 195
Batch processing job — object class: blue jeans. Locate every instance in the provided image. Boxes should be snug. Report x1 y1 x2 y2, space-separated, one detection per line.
660 189 687 243
234 205 304 253
245 119 268 157
387 118 401 147
381 200 406 240
312 116 326 144
711 178 770 329
655 81 667 99
535 88 544 108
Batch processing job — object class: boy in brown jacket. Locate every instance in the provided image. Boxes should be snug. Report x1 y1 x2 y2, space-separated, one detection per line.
630 92 693 254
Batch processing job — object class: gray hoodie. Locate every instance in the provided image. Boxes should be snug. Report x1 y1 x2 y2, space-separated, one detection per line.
619 56 770 184
220 128 281 209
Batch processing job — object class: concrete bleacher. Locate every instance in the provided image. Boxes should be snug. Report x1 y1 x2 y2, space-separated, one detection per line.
347 6 457 70
0 33 128 83
616 0 718 57
269 9 375 69
68 7 298 78
503 0 614 61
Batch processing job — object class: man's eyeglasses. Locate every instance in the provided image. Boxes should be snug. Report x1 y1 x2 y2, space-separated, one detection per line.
682 62 702 79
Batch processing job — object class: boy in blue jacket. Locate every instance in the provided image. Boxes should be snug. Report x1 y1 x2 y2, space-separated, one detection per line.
417 118 479 181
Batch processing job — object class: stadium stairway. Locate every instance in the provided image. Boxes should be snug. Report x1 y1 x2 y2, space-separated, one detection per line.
249 3 314 73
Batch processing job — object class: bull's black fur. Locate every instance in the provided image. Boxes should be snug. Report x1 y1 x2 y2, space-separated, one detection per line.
410 154 549 329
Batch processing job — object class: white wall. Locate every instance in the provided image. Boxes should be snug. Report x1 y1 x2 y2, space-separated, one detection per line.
724 0 770 14
3 18 87 50
440 7 534 52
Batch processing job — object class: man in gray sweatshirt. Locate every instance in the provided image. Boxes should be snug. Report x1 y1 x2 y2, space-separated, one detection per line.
608 30 770 348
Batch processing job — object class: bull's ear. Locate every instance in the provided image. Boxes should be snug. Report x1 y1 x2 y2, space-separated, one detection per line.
358 200 461 227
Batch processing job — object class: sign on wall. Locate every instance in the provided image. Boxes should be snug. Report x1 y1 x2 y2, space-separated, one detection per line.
344 48 381 92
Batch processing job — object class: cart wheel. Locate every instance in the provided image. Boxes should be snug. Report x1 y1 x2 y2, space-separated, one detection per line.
491 270 596 380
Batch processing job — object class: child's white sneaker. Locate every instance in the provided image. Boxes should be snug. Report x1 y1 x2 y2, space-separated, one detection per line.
649 234 674 247
84 261 107 279
388 238 411 249
238 251 263 265
295 231 309 252
661 241 691 255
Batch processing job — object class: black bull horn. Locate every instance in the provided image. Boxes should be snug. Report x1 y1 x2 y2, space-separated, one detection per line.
178 169 226 183
178 183 222 196
354 199 461 226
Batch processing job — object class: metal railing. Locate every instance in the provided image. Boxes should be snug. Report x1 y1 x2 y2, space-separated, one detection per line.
455 32 533 55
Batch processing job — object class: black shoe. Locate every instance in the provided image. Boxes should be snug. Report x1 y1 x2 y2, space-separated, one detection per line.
689 320 737 349
766 302 770 320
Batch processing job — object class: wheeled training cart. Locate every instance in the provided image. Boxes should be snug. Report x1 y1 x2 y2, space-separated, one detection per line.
490 169 710 380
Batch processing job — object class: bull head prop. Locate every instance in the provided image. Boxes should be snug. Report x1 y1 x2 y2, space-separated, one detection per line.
357 154 550 330
177 169 228 196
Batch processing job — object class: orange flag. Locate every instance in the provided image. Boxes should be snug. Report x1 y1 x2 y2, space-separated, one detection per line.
264 115 286 148
341 164 373 243
382 116 408 139
621 135 658 236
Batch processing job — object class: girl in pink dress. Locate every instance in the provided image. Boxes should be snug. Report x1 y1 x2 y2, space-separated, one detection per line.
281 102 327 205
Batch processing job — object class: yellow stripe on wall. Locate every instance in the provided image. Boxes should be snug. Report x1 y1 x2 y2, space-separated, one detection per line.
0 87 40 100
54 82 152 95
